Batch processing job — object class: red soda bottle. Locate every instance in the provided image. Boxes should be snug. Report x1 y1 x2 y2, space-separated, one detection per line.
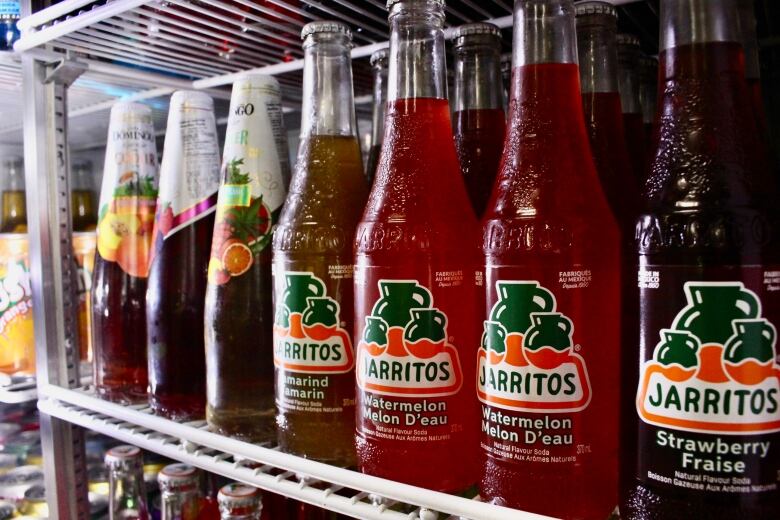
616 33 647 182
575 1 639 230
478 1 620 517
621 1 780 518
147 91 220 420
452 22 506 218
354 0 480 492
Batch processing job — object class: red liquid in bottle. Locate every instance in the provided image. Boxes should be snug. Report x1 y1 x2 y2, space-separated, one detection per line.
354 97 479 492
480 63 620 519
453 108 506 217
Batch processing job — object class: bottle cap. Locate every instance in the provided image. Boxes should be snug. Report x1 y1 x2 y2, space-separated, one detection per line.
158 463 199 493
617 33 641 47
452 22 502 44
387 0 445 10
104 445 143 471
370 48 389 67
218 483 262 513
301 21 352 40
575 1 617 18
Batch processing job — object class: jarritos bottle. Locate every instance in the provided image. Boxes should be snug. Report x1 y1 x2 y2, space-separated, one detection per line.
92 102 158 403
354 0 479 492
205 75 290 442
451 22 506 218
622 1 780 518
273 21 367 466
479 1 620 517
575 1 639 230
147 91 220 420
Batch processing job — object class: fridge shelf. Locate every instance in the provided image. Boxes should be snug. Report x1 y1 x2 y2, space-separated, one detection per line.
37 384 554 520
0 377 38 404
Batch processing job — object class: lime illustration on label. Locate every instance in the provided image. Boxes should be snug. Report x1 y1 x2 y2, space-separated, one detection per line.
477 281 591 412
356 280 463 397
273 271 353 373
637 282 780 434
207 158 273 285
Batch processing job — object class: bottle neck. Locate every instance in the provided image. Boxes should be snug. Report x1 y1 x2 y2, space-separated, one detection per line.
388 1 448 101
109 469 148 519
576 13 620 93
661 0 740 52
737 0 760 80
161 490 200 520
453 35 504 112
370 58 388 145
617 42 641 114
513 0 578 67
300 32 357 137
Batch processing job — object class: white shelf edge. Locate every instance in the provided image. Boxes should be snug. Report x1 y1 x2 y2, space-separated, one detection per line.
0 378 37 404
38 384 555 520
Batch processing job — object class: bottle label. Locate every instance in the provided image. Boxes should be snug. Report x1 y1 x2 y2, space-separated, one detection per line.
152 101 220 250
635 266 780 496
207 78 290 286
478 275 594 463
96 107 158 279
273 269 355 413
0 2 20 17
0 260 32 344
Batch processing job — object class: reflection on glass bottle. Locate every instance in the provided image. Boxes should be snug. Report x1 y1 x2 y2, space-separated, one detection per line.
72 160 98 232
0 157 26 233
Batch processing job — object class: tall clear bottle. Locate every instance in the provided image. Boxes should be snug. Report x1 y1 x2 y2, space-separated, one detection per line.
147 91 220 420
621 1 780 518
106 445 149 520
479 1 620 517
616 33 647 181
366 48 389 183
272 21 367 467
354 0 479 492
205 75 290 442
576 1 638 230
452 22 506 218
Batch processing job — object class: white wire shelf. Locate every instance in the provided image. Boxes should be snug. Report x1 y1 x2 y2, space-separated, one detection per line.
0 376 38 404
37 384 554 520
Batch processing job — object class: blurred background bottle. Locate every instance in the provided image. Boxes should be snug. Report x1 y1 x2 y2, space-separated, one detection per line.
72 160 97 232
616 33 647 182
105 445 149 520
0 157 26 234
217 483 261 520
366 48 388 183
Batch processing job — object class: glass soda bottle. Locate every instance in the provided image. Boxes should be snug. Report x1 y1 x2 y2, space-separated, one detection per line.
366 48 389 183
637 54 658 158
452 22 506 218
92 102 159 404
479 1 620 517
205 75 290 442
158 463 211 520
105 445 149 520
217 484 261 520
147 91 220 420
616 33 647 182
354 0 479 492
273 21 367 467
575 1 639 230
72 160 98 232
621 1 780 518
0 157 26 233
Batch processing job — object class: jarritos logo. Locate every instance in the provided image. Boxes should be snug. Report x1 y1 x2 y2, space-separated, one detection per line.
273 272 353 373
477 281 591 413
637 282 780 434
356 280 463 397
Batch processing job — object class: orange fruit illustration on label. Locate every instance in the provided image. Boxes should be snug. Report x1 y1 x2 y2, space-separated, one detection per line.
221 241 252 276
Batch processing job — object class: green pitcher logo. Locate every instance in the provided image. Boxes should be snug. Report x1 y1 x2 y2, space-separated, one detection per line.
637 281 780 434
272 271 353 374
356 280 463 397
477 281 591 413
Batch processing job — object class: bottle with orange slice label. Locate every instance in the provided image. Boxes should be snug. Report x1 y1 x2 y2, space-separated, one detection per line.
147 91 220 420
0 233 34 375
272 21 368 467
205 75 290 442
92 101 159 404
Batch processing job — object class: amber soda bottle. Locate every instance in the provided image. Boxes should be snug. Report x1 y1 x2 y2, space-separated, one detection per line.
273 21 367 466
205 75 291 442
147 91 220 420
72 160 97 232
452 22 506 218
92 102 159 403
366 48 388 184
354 0 479 492
479 1 620 517
621 1 780 518
0 157 26 233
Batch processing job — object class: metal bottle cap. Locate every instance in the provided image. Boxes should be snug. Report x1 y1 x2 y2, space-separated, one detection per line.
158 463 199 493
217 483 262 511
617 33 641 47
452 22 502 40
104 445 143 471
575 1 617 18
301 21 352 40
370 48 389 67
